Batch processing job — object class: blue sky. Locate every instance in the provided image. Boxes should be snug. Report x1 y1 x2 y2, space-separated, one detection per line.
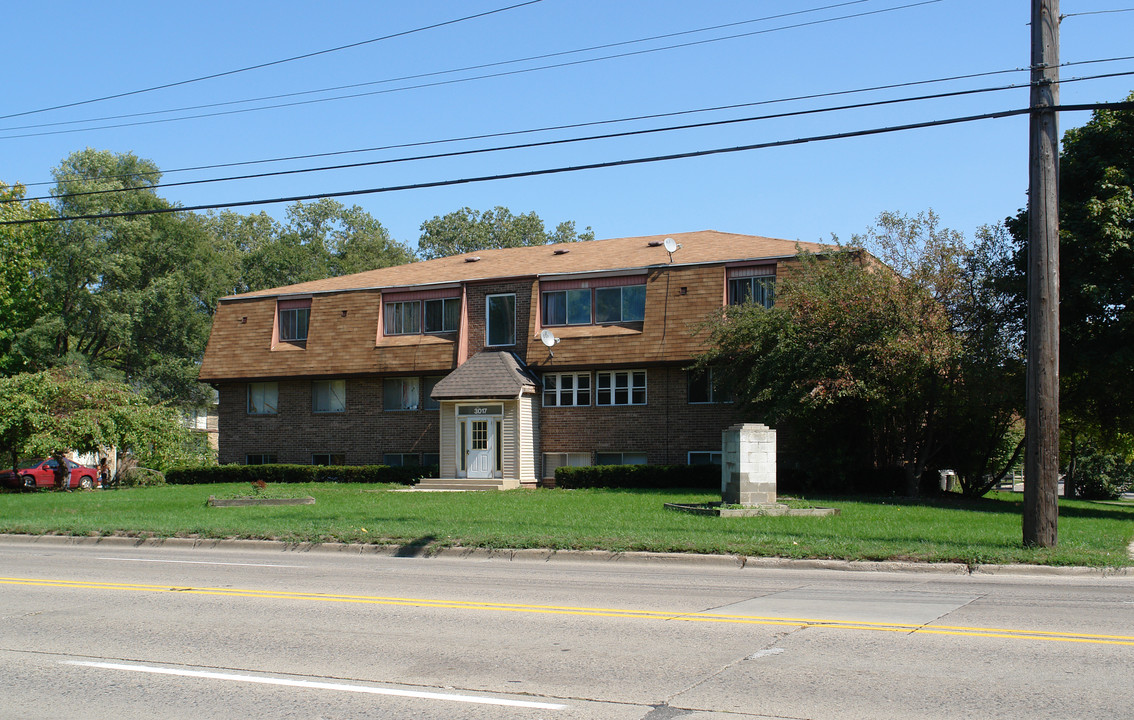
3 1 1132 251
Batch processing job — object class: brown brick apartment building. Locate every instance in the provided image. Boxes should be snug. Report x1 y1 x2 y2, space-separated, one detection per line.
198 230 827 486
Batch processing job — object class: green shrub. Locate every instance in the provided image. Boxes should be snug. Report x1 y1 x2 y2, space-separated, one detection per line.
1072 449 1134 500
118 467 166 487
165 464 437 486
555 464 719 490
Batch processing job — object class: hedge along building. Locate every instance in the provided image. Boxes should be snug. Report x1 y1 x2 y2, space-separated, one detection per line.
198 230 829 487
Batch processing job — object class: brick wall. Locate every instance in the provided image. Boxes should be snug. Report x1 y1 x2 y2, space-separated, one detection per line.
464 279 535 360
217 378 439 465
537 365 751 473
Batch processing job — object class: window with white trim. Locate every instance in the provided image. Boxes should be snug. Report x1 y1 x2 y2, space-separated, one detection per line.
595 370 647 406
595 452 648 466
542 372 591 407
687 368 732 404
543 452 590 479
595 285 646 323
688 451 723 466
312 379 346 413
311 453 345 466
486 293 516 346
247 382 278 415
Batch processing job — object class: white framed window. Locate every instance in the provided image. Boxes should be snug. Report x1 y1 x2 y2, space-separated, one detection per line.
247 382 278 415
543 452 590 479
383 377 421 410
542 289 592 326
687 368 732 404
311 453 345 466
688 451 723 466
423 297 460 333
246 453 277 465
486 293 516 346
543 372 591 407
312 379 346 413
385 300 421 335
595 370 647 406
595 452 648 466
595 285 646 323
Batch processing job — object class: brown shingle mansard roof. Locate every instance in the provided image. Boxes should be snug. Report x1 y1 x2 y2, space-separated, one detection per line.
431 350 539 400
222 230 830 301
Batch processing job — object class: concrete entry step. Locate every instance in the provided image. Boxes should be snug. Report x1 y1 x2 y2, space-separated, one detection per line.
412 478 507 491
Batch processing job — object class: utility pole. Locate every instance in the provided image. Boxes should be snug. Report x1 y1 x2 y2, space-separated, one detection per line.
1024 0 1060 547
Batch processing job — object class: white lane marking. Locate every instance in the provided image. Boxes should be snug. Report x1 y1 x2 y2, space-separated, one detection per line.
748 648 785 659
65 661 566 710
98 557 304 568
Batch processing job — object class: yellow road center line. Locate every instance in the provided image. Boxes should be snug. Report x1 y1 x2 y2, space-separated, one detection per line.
4 576 1132 646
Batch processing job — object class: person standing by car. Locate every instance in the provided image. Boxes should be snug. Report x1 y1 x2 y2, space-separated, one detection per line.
97 457 110 489
51 450 68 491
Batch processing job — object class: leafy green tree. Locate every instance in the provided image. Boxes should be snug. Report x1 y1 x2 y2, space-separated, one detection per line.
0 368 206 476
0 183 54 373
1003 95 1134 494
417 206 594 259
205 200 412 294
698 211 1022 496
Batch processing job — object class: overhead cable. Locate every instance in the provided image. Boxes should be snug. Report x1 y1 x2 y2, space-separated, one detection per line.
0 0 944 139
0 0 877 133
15 67 1134 205
0 0 544 121
26 82 1030 204
7 102 1133 227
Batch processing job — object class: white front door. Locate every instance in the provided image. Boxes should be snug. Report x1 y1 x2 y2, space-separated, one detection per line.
466 418 495 479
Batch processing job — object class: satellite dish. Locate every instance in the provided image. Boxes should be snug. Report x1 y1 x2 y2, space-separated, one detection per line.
540 329 560 347
663 237 678 253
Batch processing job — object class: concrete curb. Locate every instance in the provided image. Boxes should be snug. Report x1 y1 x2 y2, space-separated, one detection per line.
3 533 1130 577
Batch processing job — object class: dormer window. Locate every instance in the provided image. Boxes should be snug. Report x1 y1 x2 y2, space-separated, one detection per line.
727 266 776 308
382 291 460 336
541 276 646 327
277 298 311 342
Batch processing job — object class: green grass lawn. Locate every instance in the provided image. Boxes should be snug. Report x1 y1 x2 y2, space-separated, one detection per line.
1 484 1131 567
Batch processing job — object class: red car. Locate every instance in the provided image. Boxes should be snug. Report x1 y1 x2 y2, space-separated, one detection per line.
1 458 98 490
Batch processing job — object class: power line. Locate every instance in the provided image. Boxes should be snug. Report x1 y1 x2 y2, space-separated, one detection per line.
0 0 945 140
0 1 544 122
1 1 878 134
1062 8 1134 19
25 82 1030 205
16 64 1033 190
16 67 1134 205
7 102 1131 227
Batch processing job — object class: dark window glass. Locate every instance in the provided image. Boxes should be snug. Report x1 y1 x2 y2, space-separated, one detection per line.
279 307 310 341
728 276 775 308
487 294 516 346
424 298 460 333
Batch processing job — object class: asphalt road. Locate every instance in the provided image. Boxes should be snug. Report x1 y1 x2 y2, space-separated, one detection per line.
1 537 1131 719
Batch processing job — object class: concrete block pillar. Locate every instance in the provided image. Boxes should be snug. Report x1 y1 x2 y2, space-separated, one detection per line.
721 423 777 506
